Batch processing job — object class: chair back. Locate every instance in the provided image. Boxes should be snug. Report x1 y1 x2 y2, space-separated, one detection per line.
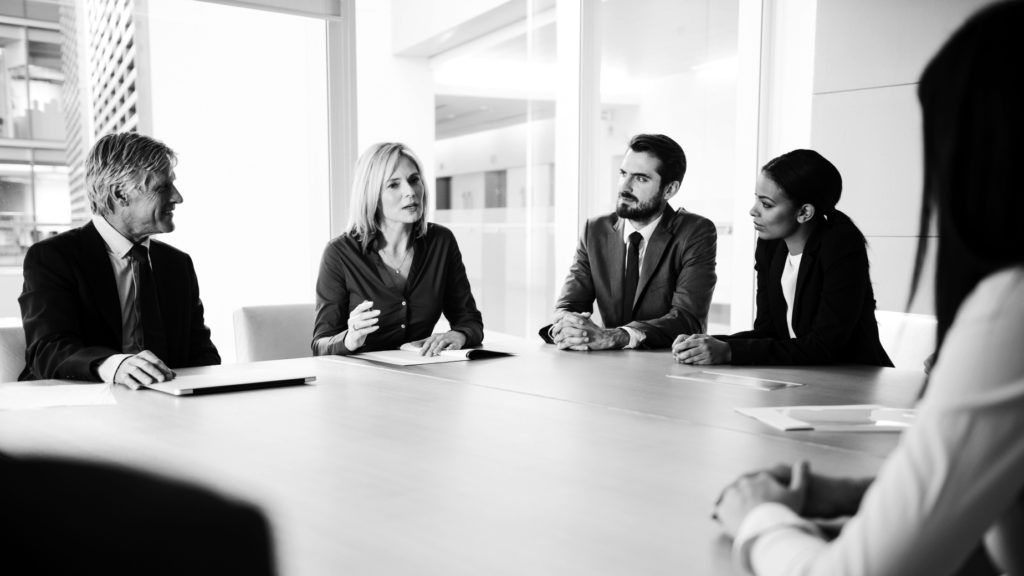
0 320 26 383
233 304 314 363
876 311 937 371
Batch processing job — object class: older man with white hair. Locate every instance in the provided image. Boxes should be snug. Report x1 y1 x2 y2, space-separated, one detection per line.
18 132 219 386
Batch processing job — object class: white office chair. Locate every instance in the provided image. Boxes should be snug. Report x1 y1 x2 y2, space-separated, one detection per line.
876 310 937 371
233 304 315 363
0 319 26 382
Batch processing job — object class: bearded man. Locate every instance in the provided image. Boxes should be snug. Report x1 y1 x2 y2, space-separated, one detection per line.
541 133 717 351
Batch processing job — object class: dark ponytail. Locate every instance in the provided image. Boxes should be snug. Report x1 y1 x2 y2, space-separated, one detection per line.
762 149 865 243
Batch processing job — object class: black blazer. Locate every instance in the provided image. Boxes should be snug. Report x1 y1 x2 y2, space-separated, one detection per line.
720 221 892 366
18 221 220 381
541 205 718 349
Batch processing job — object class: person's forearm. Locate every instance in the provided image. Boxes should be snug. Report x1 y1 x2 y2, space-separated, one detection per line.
844 476 874 514
806 475 874 518
602 327 630 349
312 332 350 356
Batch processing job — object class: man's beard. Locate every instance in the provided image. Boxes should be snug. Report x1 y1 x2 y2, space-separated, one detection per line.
615 194 664 221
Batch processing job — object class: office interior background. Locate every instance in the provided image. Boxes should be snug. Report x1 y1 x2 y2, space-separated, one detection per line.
0 0 986 362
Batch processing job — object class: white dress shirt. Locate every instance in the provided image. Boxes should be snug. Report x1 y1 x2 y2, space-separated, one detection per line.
780 252 802 338
91 214 151 382
734 265 1024 576
620 215 662 349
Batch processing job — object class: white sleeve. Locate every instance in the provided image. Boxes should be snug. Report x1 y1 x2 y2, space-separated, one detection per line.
97 353 132 383
736 267 1024 576
621 326 645 349
734 503 826 575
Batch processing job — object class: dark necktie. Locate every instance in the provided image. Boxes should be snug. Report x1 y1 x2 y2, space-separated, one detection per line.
622 231 642 324
129 243 168 359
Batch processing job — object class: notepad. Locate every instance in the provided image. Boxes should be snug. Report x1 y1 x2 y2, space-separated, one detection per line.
735 404 916 432
353 344 512 366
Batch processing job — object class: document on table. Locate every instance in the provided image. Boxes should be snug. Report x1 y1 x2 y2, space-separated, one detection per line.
735 404 916 432
144 363 316 396
0 381 116 410
667 370 805 391
354 344 512 366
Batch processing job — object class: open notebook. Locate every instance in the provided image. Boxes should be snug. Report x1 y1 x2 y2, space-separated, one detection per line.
353 343 512 366
735 404 916 432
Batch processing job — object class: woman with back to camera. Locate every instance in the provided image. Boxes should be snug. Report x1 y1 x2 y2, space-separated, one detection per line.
672 148 891 366
712 2 1024 574
312 142 483 357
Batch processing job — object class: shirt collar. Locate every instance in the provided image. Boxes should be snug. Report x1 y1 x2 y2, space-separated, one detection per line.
622 214 662 246
92 214 150 259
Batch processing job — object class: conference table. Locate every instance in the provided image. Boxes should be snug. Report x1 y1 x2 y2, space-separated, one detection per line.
0 337 925 575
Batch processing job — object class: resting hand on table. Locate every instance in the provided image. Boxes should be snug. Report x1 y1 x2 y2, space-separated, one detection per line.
551 312 628 351
759 461 872 519
672 333 731 364
344 300 380 352
713 460 809 539
411 330 467 356
113 350 175 390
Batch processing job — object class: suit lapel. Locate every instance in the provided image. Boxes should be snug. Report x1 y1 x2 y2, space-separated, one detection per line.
635 205 675 308
792 230 820 330
82 222 124 344
148 241 179 338
768 241 789 334
606 216 626 323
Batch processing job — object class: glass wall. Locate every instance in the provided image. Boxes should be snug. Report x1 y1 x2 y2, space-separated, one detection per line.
0 23 64 141
356 0 558 339
584 0 742 334
142 0 330 360
432 6 557 338
0 5 70 273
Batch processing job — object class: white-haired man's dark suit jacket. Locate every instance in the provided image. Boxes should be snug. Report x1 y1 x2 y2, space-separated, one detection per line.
18 221 220 381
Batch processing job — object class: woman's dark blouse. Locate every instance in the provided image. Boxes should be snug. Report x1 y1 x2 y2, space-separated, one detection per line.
313 224 484 355
719 219 893 366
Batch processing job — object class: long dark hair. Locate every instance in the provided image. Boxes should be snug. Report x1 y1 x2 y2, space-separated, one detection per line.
761 149 865 243
911 0 1024 354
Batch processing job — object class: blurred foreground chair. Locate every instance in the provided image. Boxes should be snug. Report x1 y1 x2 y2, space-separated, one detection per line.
876 311 937 372
0 451 275 575
0 319 26 382
233 304 314 362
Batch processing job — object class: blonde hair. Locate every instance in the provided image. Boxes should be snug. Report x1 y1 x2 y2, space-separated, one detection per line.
346 142 429 251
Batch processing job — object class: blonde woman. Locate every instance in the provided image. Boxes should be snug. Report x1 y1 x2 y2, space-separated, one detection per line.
312 143 483 356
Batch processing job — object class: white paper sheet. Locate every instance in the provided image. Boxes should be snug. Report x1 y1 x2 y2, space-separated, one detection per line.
352 344 510 366
353 349 470 366
735 404 916 432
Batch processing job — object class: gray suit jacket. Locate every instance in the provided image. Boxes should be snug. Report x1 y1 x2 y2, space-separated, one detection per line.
548 205 717 349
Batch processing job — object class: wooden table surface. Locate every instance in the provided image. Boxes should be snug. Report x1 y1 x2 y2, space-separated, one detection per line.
0 343 924 575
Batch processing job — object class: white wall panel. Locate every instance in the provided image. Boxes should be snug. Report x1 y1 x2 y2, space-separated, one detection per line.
864 235 935 315
811 84 922 237
813 0 992 93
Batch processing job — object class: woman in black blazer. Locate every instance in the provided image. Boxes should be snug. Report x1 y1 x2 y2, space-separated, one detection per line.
672 149 892 366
